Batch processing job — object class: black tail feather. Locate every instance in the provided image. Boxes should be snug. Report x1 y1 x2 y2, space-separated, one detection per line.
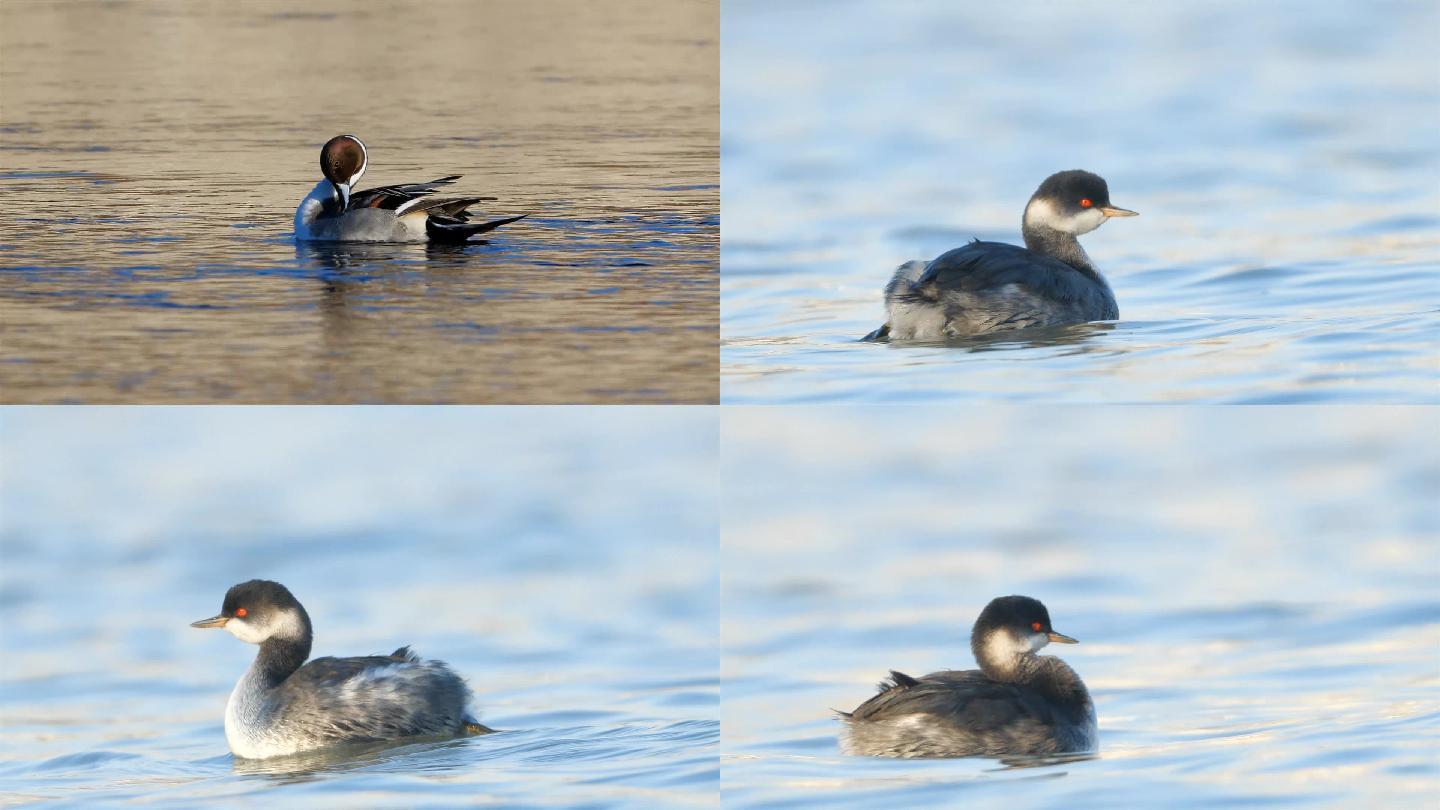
426 213 529 243
434 196 501 217
462 718 497 735
885 670 921 689
861 323 891 342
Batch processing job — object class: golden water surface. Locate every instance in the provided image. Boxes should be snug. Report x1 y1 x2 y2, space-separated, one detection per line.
0 0 718 403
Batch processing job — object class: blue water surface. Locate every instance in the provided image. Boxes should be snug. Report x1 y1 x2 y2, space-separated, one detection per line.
721 0 1439 403
0 408 719 806
720 406 1439 807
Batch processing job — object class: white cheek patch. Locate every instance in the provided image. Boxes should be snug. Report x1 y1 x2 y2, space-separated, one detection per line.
225 618 268 644
984 630 1030 667
222 609 308 644
1074 207 1106 235
1025 197 1067 231
982 629 1053 676
269 609 308 641
1026 198 1106 235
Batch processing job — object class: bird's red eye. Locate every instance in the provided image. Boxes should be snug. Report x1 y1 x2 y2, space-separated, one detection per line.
1031 621 1043 631
235 608 248 618
1079 198 1093 208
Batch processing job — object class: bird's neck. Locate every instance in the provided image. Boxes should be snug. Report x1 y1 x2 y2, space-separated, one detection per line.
982 652 1090 706
295 180 344 234
977 647 1036 684
1023 221 1099 277
247 635 311 690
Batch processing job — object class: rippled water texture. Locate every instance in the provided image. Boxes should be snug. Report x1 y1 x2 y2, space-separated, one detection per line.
0 0 718 403
0 408 718 805
720 407 1440 807
721 0 1439 402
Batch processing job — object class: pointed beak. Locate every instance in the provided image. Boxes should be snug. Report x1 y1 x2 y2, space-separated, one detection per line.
1047 631 1078 644
334 181 351 211
1100 206 1137 218
191 615 228 629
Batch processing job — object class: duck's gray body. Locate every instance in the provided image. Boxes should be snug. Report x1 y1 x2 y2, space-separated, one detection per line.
839 595 1097 759
294 178 523 244
293 135 525 243
865 170 1134 341
872 243 1117 340
840 664 1097 758
193 579 490 760
225 645 477 759
294 180 429 242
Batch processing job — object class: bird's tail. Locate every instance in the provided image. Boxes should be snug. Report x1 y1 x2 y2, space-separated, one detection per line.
862 259 927 341
427 213 528 243
861 323 891 342
462 717 496 735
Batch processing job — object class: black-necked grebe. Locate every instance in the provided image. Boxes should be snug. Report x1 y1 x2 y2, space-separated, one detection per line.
191 579 491 759
839 595 1097 758
863 170 1137 341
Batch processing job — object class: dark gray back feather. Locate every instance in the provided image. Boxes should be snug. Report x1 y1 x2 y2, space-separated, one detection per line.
912 242 1111 310
842 664 1095 757
266 649 472 745
881 241 1118 335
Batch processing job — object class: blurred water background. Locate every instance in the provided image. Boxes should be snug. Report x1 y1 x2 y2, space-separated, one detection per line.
0 408 718 806
721 0 1439 403
0 0 717 404
721 407 1440 807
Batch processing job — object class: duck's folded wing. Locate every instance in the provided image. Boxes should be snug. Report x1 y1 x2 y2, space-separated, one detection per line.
845 669 1054 734
397 195 499 219
278 653 402 687
910 241 1082 300
271 654 470 742
348 176 496 212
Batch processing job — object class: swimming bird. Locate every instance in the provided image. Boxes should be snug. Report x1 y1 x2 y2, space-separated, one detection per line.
294 134 526 243
191 579 491 759
864 170 1136 341
839 595 1096 758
